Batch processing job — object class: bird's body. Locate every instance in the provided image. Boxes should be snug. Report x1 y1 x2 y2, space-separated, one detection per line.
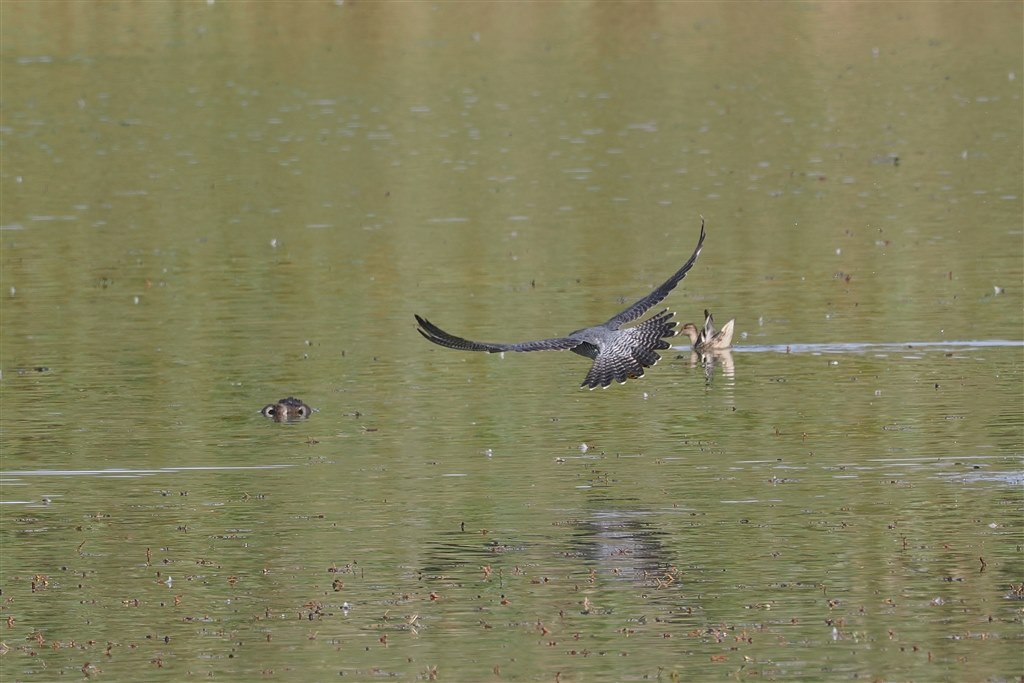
681 309 735 352
415 219 707 389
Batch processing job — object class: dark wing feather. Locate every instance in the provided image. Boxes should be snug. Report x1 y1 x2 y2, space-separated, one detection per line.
603 218 706 329
581 349 647 390
698 308 714 346
415 315 580 354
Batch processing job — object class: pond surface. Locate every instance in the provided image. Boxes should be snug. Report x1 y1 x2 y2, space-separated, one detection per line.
2 3 1022 681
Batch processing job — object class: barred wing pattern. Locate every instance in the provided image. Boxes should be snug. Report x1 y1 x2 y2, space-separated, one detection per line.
580 310 676 389
603 218 705 329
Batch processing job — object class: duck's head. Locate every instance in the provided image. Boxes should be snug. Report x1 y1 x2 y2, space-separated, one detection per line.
680 323 701 345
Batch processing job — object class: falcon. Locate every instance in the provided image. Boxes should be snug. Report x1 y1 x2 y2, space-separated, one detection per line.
415 219 706 389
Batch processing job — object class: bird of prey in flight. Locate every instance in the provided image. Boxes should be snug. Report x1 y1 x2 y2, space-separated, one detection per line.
415 218 706 389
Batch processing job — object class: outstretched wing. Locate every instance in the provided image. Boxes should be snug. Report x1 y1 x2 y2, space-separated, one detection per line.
415 315 580 354
699 308 715 345
603 218 706 329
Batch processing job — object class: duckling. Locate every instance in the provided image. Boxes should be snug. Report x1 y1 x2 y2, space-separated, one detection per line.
261 397 313 421
681 309 734 352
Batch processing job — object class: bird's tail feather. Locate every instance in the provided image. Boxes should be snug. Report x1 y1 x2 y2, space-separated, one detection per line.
578 310 678 390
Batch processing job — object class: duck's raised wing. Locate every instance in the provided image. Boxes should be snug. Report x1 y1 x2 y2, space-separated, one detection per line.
415 315 581 354
603 218 706 329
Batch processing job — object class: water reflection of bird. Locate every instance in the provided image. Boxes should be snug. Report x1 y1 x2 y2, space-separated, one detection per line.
681 309 734 352
689 347 735 384
570 511 674 584
415 220 706 389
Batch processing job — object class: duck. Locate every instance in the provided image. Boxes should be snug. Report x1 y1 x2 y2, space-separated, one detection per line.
261 397 313 421
681 309 734 352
